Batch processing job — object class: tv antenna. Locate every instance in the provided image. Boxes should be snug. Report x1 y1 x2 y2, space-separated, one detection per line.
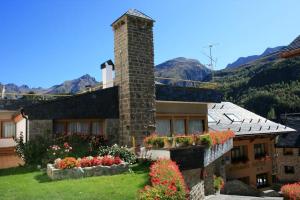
202 43 219 82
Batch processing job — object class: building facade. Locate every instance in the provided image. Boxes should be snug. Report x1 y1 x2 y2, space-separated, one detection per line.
275 114 300 183
208 102 295 188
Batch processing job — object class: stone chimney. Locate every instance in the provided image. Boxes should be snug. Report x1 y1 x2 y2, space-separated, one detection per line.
112 9 156 146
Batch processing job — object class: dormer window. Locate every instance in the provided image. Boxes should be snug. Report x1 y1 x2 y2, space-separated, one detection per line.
225 113 241 122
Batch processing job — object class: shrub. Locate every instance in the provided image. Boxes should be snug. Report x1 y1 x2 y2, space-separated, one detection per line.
281 182 300 200
98 144 136 164
46 143 73 165
195 134 213 147
15 133 53 166
138 159 189 200
55 134 105 158
144 134 167 148
214 176 224 191
175 135 193 147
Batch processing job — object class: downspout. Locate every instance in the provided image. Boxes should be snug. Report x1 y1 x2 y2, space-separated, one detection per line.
20 108 29 143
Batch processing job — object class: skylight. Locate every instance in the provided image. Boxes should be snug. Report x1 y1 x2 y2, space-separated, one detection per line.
225 113 241 122
208 114 217 123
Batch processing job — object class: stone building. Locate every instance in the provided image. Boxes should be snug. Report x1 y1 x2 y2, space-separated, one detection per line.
275 113 300 183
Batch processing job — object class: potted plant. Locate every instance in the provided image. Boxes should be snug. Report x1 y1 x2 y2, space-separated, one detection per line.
199 134 212 147
214 176 224 194
175 135 193 147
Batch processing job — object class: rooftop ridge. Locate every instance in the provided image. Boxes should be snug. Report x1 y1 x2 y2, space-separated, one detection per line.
125 9 153 21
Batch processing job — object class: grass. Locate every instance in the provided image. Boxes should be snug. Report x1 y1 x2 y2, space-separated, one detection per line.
0 163 150 200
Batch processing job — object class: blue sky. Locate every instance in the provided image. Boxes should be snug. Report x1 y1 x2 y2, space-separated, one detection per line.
0 0 299 88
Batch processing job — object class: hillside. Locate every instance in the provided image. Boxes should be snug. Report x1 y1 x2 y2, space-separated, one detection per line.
216 56 300 118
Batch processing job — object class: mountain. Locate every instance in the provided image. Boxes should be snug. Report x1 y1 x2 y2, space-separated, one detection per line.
155 57 211 86
45 74 98 94
226 46 285 69
0 74 99 98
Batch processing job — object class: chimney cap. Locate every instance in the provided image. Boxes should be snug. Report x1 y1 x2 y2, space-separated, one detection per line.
111 9 154 26
101 60 115 70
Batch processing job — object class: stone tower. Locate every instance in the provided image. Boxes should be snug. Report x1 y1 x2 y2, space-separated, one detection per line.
112 9 156 146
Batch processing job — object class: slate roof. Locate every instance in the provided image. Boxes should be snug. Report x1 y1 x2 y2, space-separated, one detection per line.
0 99 37 111
125 9 153 21
23 86 119 120
208 102 295 136
155 84 222 103
276 113 300 148
111 9 154 26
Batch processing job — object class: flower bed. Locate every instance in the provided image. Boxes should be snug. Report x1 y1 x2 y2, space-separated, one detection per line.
281 182 300 200
47 155 129 180
138 159 189 200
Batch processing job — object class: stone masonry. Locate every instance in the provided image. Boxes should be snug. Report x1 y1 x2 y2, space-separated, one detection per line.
112 10 156 146
28 120 53 139
276 147 300 182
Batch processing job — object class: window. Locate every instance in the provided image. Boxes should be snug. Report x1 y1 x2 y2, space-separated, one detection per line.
67 122 90 135
188 119 204 134
155 117 205 136
283 148 293 156
254 143 266 159
2 122 16 138
92 122 102 135
284 166 295 174
225 113 241 122
156 119 171 136
208 115 216 123
256 173 268 188
231 145 248 163
173 119 185 134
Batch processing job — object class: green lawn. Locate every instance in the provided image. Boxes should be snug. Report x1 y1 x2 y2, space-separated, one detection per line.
0 164 149 200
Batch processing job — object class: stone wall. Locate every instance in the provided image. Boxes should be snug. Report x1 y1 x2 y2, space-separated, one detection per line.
105 119 119 145
204 163 215 195
276 147 300 182
112 13 156 147
181 168 205 200
28 120 53 139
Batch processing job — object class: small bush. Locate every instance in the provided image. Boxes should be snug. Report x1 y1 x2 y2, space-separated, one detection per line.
15 133 53 166
98 144 136 164
138 159 189 200
281 182 300 200
214 176 224 191
144 134 167 148
175 136 193 147
198 135 213 147
16 133 106 167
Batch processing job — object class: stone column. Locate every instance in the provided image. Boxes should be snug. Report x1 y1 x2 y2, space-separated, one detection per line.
112 10 156 147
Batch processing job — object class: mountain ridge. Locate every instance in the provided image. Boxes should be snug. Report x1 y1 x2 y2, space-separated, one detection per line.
226 46 285 69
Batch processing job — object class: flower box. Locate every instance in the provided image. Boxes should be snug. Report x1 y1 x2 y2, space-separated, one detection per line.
47 162 129 180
